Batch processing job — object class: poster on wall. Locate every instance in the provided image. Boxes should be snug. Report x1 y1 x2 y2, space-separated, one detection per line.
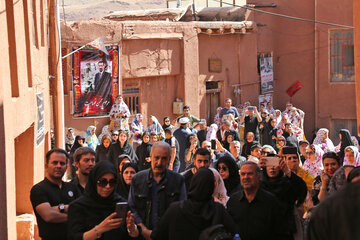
36 92 45 147
72 45 119 118
258 94 273 108
260 55 274 94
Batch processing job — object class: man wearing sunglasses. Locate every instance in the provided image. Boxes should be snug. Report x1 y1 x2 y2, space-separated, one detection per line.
30 149 81 240
128 141 186 240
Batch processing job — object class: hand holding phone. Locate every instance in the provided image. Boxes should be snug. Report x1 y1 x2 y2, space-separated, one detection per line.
116 202 128 219
263 156 280 166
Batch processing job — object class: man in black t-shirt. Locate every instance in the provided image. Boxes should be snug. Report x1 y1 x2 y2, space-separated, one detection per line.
240 106 262 142
30 149 80 240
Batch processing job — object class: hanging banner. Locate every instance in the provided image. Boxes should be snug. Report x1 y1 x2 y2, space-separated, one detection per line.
72 45 119 118
260 55 274 94
36 92 45 146
286 80 303 97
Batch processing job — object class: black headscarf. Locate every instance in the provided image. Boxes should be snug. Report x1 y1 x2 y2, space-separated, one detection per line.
180 168 216 227
68 160 127 240
339 129 354 163
135 134 153 170
223 132 235 151
115 154 132 174
215 156 240 195
162 116 171 131
83 161 122 206
116 162 138 200
70 135 85 155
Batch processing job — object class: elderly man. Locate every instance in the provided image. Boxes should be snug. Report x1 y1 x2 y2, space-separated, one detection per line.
128 142 186 240
30 149 80 240
227 162 285 240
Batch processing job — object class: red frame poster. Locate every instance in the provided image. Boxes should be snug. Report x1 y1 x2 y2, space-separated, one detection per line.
72 45 119 118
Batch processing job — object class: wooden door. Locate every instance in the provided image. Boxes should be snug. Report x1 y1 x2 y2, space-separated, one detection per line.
206 90 220 124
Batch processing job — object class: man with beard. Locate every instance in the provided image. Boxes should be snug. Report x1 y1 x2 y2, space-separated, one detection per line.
181 148 211 192
129 142 186 240
30 149 80 240
71 147 96 194
94 60 112 97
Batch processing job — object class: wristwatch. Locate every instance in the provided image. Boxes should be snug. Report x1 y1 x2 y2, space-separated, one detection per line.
58 203 65 213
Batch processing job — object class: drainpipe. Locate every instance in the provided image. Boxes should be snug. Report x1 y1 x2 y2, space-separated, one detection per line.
314 0 319 129
49 0 65 148
354 0 360 135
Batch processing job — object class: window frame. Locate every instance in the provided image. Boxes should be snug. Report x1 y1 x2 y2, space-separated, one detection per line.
329 29 355 82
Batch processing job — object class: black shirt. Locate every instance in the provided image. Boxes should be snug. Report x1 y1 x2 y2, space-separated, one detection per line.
165 137 180 166
70 176 85 195
30 178 80 240
283 132 299 149
181 169 194 193
244 115 260 141
226 188 285 240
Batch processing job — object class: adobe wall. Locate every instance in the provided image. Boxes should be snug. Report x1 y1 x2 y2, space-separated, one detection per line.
61 20 199 134
315 0 355 141
198 33 259 111
249 0 316 139
0 0 51 238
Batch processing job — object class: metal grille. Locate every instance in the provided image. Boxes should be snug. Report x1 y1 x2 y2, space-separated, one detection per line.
123 88 140 115
330 29 355 82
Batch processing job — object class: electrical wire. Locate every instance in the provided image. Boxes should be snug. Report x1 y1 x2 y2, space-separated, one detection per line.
212 0 353 29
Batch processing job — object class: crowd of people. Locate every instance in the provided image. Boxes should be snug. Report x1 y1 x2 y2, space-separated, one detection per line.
32 96 360 240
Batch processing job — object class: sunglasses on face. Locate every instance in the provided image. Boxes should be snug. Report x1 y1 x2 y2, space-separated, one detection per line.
112 134 118 136
217 166 228 171
278 139 285 142
97 178 117 188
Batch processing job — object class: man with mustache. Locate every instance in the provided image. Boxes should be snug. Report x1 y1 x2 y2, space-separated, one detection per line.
128 141 186 240
227 161 286 240
30 149 81 240
71 147 96 194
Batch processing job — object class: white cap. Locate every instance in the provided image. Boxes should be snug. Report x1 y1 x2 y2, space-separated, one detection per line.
179 117 189 124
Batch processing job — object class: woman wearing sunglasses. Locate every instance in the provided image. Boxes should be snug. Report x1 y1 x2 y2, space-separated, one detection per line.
303 144 324 178
67 161 140 240
215 156 241 195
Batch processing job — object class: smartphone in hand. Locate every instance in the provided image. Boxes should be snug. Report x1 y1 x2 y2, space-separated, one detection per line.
211 139 216 150
115 202 128 219
263 156 280 166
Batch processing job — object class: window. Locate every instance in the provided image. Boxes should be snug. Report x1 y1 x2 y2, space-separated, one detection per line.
123 88 140 115
330 29 354 82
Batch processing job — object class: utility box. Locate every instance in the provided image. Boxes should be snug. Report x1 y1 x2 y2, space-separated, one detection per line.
173 101 183 114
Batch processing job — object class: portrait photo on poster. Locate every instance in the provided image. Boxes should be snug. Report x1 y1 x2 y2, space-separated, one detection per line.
72 45 119 118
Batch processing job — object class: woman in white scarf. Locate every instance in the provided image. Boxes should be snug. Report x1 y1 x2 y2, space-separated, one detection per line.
313 128 335 152
109 95 130 131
